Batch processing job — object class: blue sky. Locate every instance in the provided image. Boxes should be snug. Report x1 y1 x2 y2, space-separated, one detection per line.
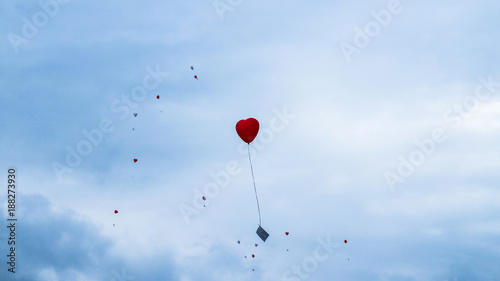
1 0 500 280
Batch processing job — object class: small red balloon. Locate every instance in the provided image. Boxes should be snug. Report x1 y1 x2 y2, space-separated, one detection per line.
114 210 118 214
236 118 259 144
252 254 255 258
194 75 198 79
344 240 347 244
133 159 137 163
285 232 289 236
202 196 206 201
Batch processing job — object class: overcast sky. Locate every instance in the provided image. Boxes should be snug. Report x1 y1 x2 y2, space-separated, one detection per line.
1 0 500 280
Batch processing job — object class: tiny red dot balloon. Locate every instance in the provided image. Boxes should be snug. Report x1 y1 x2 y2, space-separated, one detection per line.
344 240 347 243
134 159 137 163
285 232 289 236
156 95 160 99
252 254 255 258
114 210 118 214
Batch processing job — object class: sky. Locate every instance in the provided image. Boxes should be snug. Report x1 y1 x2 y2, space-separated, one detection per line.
1 0 500 280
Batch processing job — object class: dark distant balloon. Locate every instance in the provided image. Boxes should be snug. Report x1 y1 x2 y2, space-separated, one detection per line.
134 159 138 163
157 95 160 99
285 232 289 236
114 210 118 214
133 113 137 117
344 240 347 244
194 75 198 79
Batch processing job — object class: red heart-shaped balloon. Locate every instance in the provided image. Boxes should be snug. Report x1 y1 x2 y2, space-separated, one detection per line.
156 95 160 99
133 159 137 163
236 118 259 144
285 232 289 236
114 210 118 214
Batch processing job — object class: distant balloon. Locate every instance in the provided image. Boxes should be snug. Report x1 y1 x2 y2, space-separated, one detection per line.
194 75 198 79
236 118 259 144
255 243 258 247
237 240 240 244
285 232 289 236
190 66 194 70
344 240 347 244
114 210 118 214
133 113 138 117
157 95 160 99
252 254 255 258
134 159 138 163
202 196 206 201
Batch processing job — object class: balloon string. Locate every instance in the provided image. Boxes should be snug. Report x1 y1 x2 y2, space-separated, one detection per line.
248 144 262 226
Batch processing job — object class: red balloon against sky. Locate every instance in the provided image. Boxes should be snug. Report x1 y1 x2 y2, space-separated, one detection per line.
156 95 160 99
134 159 137 163
114 210 118 214
344 240 347 244
236 118 259 144
285 232 289 236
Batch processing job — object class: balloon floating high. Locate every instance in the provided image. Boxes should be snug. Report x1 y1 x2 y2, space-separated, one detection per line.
236 118 269 242
194 75 198 80
285 232 289 236
133 159 138 163
236 118 259 144
190 66 194 70
114 210 118 214
156 95 160 99
344 240 347 244
133 113 138 117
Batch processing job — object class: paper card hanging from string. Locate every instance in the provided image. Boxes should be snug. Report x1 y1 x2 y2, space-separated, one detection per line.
256 225 269 242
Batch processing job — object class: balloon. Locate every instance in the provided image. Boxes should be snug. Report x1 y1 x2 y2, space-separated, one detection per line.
190 66 194 70
344 240 347 244
133 113 137 117
202 196 206 201
285 232 289 236
157 95 160 99
114 210 118 214
252 254 255 258
236 118 259 144
194 75 198 79
134 159 138 163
